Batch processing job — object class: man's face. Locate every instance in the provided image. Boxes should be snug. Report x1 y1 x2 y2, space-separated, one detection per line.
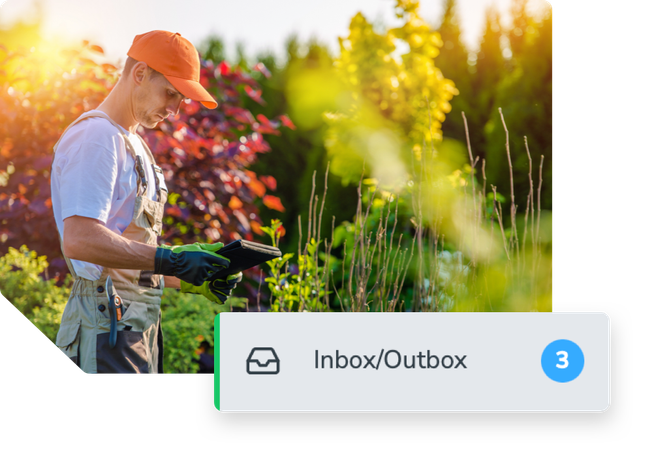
134 69 186 129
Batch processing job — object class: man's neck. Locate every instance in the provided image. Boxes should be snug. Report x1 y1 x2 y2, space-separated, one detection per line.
96 82 140 134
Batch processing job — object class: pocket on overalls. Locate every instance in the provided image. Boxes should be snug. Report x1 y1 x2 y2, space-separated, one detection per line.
142 202 162 235
55 320 82 367
96 331 149 373
95 299 151 373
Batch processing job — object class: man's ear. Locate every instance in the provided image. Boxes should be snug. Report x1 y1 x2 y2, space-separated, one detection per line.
131 61 149 86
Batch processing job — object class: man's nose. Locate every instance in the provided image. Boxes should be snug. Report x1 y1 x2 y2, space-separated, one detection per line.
166 99 183 116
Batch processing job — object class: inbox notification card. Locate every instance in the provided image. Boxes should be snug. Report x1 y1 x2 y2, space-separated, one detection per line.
215 313 610 412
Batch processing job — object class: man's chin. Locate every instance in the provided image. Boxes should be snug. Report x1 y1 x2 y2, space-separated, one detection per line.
140 119 160 129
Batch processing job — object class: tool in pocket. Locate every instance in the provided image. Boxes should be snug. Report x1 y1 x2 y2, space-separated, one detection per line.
105 276 125 349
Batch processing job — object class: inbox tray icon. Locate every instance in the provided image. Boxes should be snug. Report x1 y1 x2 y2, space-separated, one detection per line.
246 347 280 375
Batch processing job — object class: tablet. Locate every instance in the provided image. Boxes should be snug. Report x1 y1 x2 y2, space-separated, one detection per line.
210 239 282 279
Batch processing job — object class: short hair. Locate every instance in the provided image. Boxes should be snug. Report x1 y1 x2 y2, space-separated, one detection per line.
121 56 164 81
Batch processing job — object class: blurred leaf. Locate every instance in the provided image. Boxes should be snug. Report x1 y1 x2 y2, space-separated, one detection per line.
263 195 285 212
101 63 117 73
219 60 230 76
244 85 265 105
253 62 272 78
278 115 296 130
228 195 243 210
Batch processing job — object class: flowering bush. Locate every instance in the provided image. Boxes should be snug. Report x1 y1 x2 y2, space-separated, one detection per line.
0 40 292 282
141 59 295 247
0 42 116 277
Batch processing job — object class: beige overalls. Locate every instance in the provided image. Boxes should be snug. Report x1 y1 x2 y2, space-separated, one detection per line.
53 111 168 373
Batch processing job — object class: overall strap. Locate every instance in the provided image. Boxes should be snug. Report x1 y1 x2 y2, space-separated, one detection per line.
53 110 152 196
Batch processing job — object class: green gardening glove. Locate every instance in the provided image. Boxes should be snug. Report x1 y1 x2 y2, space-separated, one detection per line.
155 242 230 286
180 272 243 303
160 243 241 303
162 242 225 256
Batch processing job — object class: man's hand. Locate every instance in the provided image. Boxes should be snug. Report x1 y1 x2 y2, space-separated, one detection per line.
180 272 243 303
154 242 230 286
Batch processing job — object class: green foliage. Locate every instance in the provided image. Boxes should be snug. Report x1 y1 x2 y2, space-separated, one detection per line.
204 0 552 276
467 4 506 160
160 288 232 373
435 0 474 143
261 220 330 312
0 246 71 341
244 37 360 259
325 0 458 185
484 4 552 211
431 0 552 214
258 134 552 313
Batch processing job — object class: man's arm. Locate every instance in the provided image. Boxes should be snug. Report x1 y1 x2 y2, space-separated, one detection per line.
64 216 184 289
64 215 156 270
65 215 230 290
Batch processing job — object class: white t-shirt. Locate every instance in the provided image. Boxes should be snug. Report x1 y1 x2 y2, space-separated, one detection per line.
51 110 159 280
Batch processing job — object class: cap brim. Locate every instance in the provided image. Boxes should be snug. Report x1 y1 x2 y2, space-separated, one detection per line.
164 75 218 109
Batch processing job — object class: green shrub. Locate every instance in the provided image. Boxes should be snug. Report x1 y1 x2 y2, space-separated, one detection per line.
0 246 72 341
160 289 242 373
262 220 330 312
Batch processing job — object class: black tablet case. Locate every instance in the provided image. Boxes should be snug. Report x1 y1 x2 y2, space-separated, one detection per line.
210 240 281 279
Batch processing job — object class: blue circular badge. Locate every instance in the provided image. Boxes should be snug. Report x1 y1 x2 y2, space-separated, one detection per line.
541 339 585 383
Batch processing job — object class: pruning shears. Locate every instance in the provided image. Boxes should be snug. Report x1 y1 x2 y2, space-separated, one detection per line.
106 276 124 349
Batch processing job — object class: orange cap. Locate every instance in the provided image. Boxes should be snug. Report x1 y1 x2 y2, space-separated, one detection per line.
127 30 217 109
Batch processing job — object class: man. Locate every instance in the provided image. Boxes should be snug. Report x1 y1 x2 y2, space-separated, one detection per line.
50 30 239 374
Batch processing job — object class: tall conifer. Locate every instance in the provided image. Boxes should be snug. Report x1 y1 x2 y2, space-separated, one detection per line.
435 0 472 143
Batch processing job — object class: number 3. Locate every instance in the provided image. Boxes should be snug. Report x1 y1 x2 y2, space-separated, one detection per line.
556 351 569 369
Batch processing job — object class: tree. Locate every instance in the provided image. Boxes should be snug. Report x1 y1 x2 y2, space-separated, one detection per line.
470 5 506 162
484 3 552 212
201 35 362 257
508 0 530 61
324 0 458 186
435 0 473 143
